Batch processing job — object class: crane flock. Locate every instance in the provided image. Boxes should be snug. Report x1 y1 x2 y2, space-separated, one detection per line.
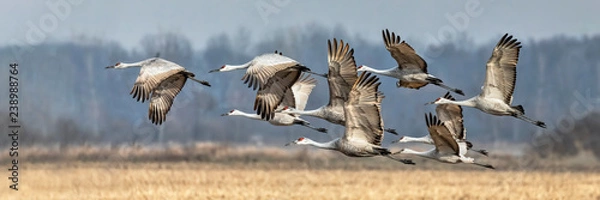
107 29 547 169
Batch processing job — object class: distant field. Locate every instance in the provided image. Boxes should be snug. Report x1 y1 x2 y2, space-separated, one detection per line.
2 144 599 199
2 162 600 200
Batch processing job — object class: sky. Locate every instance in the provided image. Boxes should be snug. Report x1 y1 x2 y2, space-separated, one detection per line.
1 0 598 51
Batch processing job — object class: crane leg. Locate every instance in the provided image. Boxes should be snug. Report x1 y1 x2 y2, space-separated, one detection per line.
384 128 398 135
383 154 415 165
373 146 415 165
470 148 489 157
472 162 495 169
295 121 328 134
427 77 465 96
514 115 547 128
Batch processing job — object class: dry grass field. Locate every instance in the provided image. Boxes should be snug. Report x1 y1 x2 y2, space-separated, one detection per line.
1 144 599 199
1 162 599 200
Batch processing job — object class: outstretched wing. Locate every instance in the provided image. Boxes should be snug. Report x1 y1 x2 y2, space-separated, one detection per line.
382 29 428 73
327 38 358 107
279 74 317 111
343 72 385 146
131 58 185 103
254 65 306 120
148 72 187 125
480 33 521 104
435 92 466 140
426 113 460 156
242 53 300 90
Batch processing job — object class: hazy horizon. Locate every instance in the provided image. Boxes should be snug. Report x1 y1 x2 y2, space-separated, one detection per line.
1 0 598 51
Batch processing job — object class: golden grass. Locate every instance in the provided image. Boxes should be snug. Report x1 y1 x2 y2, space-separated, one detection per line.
2 162 599 200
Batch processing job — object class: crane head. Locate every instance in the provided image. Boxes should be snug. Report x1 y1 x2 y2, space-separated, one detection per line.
390 136 405 144
278 106 296 114
209 65 226 73
424 97 443 105
106 62 121 69
220 109 237 116
284 137 307 146
356 65 374 72
356 65 366 71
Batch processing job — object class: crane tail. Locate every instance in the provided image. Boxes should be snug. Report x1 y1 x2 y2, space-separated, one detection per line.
512 105 525 114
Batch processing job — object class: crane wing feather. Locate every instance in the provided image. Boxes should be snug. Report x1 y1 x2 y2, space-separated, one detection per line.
435 92 466 140
343 72 384 146
130 58 185 103
382 29 428 73
254 66 305 120
148 73 187 125
426 113 460 155
480 34 521 104
243 53 300 90
279 74 317 111
327 38 358 107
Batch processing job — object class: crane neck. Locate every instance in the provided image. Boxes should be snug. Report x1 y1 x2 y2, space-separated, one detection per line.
359 65 398 76
400 135 433 144
230 110 262 120
307 138 338 150
441 97 477 107
400 148 436 159
223 61 252 72
118 61 145 68
285 107 324 118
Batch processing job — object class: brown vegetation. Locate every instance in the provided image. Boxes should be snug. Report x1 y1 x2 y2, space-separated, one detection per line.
1 142 599 199
3 141 598 171
2 162 599 200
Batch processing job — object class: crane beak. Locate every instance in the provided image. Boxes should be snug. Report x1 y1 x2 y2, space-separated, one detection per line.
220 113 228 116
208 68 220 73
105 66 114 69
284 141 294 146
390 136 403 144
424 101 434 105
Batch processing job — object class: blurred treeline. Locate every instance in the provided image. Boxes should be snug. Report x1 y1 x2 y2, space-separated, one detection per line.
0 24 598 157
